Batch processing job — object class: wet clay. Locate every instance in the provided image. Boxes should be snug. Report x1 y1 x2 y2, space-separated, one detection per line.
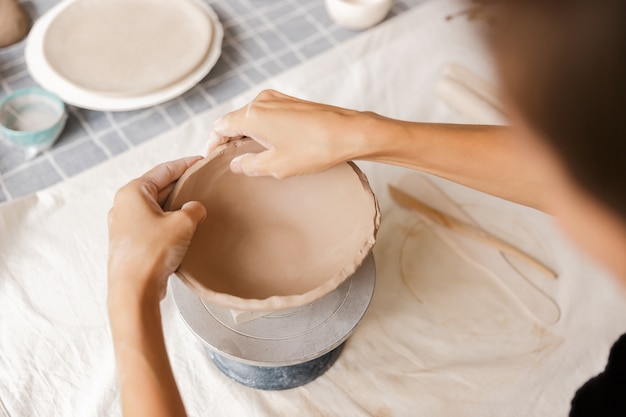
166 139 380 311
0 0 29 48
42 0 211 95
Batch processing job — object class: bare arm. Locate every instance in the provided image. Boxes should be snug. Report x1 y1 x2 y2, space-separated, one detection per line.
108 286 186 417
208 90 548 211
107 157 207 417
359 117 547 210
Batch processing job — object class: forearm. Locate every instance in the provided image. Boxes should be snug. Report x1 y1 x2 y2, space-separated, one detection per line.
350 114 548 210
108 282 186 417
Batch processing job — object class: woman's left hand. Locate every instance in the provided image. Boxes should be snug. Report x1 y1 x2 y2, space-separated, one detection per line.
107 156 207 300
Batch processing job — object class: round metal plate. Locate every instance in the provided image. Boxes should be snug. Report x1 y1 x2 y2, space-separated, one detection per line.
171 253 375 366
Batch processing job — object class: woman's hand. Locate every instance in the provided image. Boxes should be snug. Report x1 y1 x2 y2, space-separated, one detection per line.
107 156 207 300
107 157 206 417
207 89 374 178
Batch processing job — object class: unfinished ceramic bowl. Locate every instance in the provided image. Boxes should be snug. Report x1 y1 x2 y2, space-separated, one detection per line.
166 139 380 312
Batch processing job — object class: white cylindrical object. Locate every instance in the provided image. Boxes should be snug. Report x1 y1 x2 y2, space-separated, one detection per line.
325 0 393 31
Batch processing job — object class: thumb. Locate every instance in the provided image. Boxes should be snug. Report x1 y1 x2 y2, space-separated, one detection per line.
230 152 277 177
177 201 207 229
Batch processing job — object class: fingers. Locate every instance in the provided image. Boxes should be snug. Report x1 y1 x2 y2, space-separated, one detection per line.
206 89 292 154
229 151 298 178
157 182 176 206
206 102 252 153
179 201 207 226
141 156 203 193
207 89 343 178
113 156 203 215
206 115 244 154
108 161 208 300
230 152 275 177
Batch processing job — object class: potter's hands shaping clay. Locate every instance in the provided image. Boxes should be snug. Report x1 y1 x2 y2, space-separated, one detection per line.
207 89 371 178
107 156 207 300
167 139 380 311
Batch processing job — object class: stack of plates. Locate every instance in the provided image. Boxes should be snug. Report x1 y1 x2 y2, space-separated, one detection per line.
25 0 223 111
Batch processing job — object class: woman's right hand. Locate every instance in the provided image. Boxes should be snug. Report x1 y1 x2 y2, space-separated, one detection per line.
207 89 376 178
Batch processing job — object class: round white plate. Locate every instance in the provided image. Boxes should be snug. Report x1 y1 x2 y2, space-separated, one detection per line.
25 0 223 111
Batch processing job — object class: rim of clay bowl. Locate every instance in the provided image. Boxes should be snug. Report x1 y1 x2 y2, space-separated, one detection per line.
165 138 381 312
0 88 66 137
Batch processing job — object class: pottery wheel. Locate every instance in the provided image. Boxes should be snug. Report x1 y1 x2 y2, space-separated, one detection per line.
171 253 376 367
42 0 212 96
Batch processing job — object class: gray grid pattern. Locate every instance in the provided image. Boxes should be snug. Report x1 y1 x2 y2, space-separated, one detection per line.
0 0 426 203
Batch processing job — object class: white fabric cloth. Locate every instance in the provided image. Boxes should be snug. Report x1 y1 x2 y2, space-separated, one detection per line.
2 0 626 415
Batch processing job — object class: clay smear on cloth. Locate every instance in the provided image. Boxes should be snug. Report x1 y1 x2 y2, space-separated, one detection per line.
166 139 380 311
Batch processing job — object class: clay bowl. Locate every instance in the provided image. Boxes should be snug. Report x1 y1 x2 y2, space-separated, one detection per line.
165 139 380 312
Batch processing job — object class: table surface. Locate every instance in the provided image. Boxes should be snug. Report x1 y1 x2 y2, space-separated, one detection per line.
0 0 426 204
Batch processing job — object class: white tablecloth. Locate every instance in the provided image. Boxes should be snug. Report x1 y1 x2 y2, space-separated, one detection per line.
2 0 626 415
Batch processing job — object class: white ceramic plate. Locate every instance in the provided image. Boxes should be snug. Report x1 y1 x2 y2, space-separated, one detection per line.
25 0 223 111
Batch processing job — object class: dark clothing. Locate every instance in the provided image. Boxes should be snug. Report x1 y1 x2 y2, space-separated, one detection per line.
570 334 626 416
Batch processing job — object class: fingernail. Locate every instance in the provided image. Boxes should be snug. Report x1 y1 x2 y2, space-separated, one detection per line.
213 115 223 126
230 155 243 173
213 115 226 131
206 132 219 150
